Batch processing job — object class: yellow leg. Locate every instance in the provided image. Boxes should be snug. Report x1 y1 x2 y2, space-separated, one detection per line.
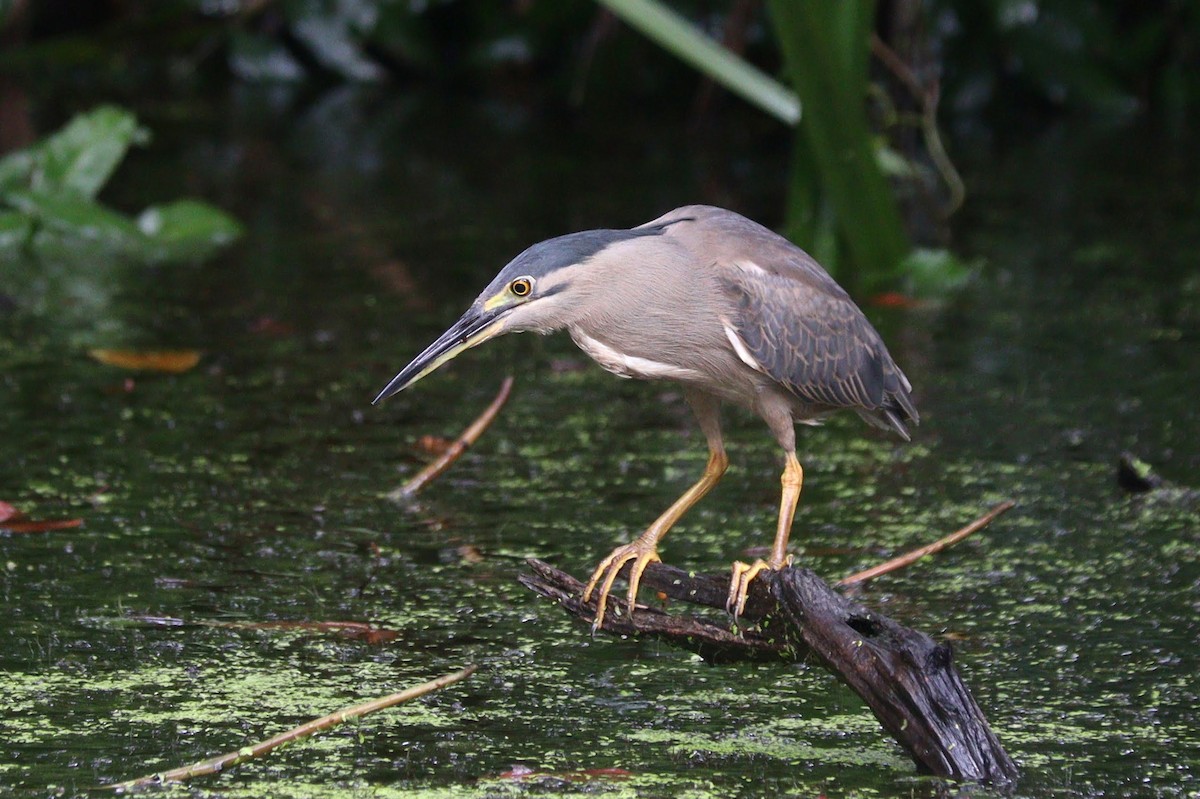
583 448 728 631
727 452 803 617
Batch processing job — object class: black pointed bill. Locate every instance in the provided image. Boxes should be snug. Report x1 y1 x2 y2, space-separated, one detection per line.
372 304 508 404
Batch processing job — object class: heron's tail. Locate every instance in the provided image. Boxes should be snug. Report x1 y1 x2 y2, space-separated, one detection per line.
860 368 918 441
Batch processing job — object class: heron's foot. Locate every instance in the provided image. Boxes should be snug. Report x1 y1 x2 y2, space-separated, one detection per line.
581 538 662 632
726 555 791 619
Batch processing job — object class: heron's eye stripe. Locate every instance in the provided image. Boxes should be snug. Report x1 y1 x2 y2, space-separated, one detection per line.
510 277 533 297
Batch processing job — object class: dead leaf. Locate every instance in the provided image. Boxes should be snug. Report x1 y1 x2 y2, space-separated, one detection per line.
455 544 484 564
89 349 201 373
414 435 454 457
868 292 921 309
2 518 83 533
0 502 83 533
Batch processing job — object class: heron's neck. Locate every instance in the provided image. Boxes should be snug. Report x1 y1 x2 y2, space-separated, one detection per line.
571 237 697 329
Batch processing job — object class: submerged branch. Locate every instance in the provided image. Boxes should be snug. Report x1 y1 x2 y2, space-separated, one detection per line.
389 376 514 500
104 665 478 792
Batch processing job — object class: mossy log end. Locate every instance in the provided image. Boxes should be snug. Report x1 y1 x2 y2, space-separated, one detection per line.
519 558 1018 785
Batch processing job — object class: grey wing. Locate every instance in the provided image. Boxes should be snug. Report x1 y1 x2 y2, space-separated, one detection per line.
722 264 919 439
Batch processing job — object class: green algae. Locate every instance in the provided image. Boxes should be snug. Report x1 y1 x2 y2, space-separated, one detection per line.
2 108 1199 799
625 726 907 770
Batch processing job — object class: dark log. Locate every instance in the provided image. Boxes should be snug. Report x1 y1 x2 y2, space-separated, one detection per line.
769 567 1019 783
519 558 1018 785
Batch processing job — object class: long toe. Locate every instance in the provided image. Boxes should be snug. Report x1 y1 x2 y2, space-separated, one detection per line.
582 541 661 632
726 559 773 619
624 548 662 613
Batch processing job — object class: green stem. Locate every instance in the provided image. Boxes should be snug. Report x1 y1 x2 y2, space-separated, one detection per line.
767 0 910 287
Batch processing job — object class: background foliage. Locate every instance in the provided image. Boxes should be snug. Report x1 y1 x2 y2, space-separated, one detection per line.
1 0 1196 284
3 1 1190 115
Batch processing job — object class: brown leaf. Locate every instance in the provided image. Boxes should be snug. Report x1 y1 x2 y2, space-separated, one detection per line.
8 518 82 533
414 435 454 457
89 349 201 373
455 544 485 564
0 502 83 533
868 292 921 309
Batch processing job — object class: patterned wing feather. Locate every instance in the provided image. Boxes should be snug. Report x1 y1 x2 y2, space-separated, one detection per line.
723 263 918 438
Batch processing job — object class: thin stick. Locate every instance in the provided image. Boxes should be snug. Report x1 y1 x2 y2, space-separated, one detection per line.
389 377 514 500
836 501 1015 587
104 665 478 792
125 615 400 644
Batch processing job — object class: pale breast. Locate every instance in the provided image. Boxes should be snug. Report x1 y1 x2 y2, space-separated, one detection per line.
569 328 707 382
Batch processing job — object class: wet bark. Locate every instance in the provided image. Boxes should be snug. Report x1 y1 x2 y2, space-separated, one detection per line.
519 558 1019 785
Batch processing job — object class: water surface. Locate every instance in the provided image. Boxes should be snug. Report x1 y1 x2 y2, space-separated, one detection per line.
1 92 1197 797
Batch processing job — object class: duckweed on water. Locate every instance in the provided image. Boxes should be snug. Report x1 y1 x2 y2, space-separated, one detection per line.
2 104 1198 798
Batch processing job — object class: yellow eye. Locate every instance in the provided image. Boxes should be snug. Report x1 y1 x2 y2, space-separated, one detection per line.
509 277 533 297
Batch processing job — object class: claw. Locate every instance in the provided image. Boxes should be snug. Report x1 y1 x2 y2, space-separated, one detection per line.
582 539 662 632
726 555 792 619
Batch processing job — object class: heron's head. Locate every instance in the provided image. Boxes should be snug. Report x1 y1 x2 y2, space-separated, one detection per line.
372 225 667 403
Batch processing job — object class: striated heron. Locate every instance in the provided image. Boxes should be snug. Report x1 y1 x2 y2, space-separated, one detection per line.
374 205 918 630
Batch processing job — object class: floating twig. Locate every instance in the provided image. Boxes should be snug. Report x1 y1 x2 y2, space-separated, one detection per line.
836 500 1015 587
104 665 478 792
389 377 514 500
127 615 399 644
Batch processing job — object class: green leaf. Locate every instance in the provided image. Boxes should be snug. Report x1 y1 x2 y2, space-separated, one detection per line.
137 199 244 261
900 248 976 298
596 0 800 125
0 149 33 193
767 0 911 289
290 0 385 82
5 190 143 245
228 29 306 81
32 105 150 199
0 106 240 265
0 210 33 249
875 144 919 179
